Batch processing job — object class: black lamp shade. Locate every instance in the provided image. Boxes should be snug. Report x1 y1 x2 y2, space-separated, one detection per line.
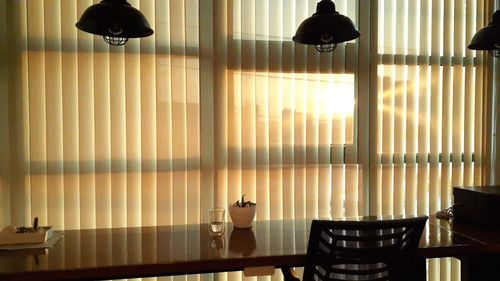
293 13 360 45
468 10 500 51
293 0 360 49
76 0 153 39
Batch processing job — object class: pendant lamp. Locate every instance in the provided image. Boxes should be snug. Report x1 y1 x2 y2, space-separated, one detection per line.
76 0 154 46
468 10 500 57
293 0 360 52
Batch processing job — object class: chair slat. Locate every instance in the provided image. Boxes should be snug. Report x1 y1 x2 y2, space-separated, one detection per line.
326 228 415 242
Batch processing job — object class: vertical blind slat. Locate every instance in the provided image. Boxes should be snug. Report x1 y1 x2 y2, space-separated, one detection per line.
139 0 157 227
61 0 80 230
268 0 284 221
255 0 270 221
93 35 111 229
44 0 64 229
170 0 188 225
28 0 48 227
185 0 201 225
76 0 96 229
110 48 127 228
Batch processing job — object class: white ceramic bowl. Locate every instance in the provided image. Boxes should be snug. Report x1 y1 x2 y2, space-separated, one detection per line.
229 205 256 228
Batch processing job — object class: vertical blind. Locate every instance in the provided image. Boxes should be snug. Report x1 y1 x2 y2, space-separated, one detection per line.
0 0 494 280
1 0 360 231
374 0 485 217
375 1 488 280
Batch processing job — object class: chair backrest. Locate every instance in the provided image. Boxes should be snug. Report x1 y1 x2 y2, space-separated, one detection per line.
302 216 428 281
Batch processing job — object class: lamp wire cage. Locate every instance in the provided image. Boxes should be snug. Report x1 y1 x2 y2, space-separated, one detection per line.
103 36 129 46
490 43 500 57
315 43 337 52
490 49 500 57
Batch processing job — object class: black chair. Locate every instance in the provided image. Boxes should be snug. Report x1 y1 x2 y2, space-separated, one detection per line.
281 216 428 281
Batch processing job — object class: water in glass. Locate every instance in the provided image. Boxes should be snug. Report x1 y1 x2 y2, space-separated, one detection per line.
209 208 225 236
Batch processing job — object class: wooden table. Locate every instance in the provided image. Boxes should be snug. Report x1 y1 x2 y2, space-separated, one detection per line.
0 217 491 280
430 216 500 281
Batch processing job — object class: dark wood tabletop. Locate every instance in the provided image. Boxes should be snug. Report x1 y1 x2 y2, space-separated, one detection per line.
0 217 485 281
430 215 500 251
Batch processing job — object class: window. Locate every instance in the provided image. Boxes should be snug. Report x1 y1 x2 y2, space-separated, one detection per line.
0 0 492 249
1 1 494 280
375 0 485 216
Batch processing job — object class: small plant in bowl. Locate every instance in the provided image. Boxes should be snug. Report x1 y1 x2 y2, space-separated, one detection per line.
229 195 257 229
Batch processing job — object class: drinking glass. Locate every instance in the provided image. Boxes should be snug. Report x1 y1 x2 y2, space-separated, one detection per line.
208 208 225 236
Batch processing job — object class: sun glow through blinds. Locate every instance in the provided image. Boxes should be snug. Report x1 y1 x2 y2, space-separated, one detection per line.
375 0 488 280
375 0 484 216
